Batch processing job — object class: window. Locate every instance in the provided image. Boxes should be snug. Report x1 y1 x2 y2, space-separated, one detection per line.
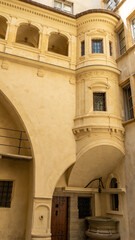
0 181 13 208
92 39 103 53
105 0 121 11
118 27 126 55
54 1 73 13
123 83 134 121
93 93 106 111
81 40 85 56
131 18 135 43
78 197 92 219
110 178 119 211
109 41 112 56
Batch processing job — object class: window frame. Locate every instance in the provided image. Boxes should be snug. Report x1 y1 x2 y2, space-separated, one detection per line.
93 92 106 111
54 0 73 14
0 180 13 208
123 83 134 121
110 178 119 211
118 27 126 56
109 41 113 56
131 17 135 44
92 39 103 54
81 40 85 56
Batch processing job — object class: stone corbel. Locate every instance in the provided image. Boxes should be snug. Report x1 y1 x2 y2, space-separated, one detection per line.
37 69 44 77
88 81 110 90
1 61 9 70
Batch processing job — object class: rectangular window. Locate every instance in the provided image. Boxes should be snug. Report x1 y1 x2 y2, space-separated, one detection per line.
93 93 106 111
81 40 85 56
123 83 134 121
54 0 73 13
131 18 135 43
105 0 121 11
109 41 113 56
118 28 126 55
0 181 13 208
54 0 62 9
78 197 92 219
92 39 103 53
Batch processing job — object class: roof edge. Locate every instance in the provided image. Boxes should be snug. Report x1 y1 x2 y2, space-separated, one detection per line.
17 0 120 20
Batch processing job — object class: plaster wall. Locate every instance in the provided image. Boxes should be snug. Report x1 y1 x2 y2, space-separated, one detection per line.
0 158 30 240
0 58 76 198
124 122 135 240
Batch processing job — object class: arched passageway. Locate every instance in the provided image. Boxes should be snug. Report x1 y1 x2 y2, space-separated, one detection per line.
0 16 7 39
0 92 33 240
16 23 39 48
48 33 68 56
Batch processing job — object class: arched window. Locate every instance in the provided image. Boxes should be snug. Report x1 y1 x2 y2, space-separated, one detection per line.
48 33 68 56
16 24 39 48
110 178 119 211
0 16 7 40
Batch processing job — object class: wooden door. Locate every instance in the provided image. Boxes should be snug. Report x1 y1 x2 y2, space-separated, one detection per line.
51 196 68 240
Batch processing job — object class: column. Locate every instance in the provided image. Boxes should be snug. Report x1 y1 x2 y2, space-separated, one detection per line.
31 197 52 240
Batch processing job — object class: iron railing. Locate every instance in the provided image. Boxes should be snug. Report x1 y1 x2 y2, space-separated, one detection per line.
0 127 31 155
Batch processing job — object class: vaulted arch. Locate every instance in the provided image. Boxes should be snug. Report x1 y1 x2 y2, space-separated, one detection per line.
16 23 39 48
48 32 69 56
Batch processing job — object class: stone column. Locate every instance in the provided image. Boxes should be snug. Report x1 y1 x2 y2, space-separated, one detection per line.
69 35 76 69
39 27 49 61
68 195 79 240
5 18 18 53
31 197 52 240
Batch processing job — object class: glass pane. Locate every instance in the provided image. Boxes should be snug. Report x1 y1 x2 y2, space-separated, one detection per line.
92 40 103 53
54 1 62 9
81 41 85 56
93 93 106 111
63 4 72 13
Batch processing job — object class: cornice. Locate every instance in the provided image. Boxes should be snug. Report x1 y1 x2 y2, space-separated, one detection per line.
0 51 75 75
0 0 120 28
76 9 120 20
76 65 121 75
0 0 76 28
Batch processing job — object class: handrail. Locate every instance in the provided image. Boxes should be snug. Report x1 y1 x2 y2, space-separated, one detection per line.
0 127 31 155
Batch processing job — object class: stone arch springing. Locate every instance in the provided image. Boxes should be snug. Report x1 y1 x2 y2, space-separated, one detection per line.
0 16 8 40
16 23 39 48
48 32 69 56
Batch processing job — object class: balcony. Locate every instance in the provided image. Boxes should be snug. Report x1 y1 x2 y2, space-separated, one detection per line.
0 127 32 160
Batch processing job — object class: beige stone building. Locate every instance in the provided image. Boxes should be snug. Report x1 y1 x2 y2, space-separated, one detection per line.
0 0 135 239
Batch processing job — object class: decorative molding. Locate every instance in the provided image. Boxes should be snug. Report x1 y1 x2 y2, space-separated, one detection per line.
72 125 125 141
77 18 116 28
1 61 9 70
37 69 44 77
69 77 75 85
88 80 110 90
0 0 76 28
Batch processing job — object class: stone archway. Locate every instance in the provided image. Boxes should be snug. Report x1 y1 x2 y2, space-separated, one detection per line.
0 91 33 240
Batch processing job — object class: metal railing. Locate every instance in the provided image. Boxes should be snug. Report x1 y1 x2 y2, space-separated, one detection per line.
0 127 31 155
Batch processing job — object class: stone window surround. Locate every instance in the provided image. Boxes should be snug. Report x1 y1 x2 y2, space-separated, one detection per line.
106 173 123 215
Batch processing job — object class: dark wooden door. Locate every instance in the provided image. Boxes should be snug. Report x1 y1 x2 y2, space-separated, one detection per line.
51 196 68 240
